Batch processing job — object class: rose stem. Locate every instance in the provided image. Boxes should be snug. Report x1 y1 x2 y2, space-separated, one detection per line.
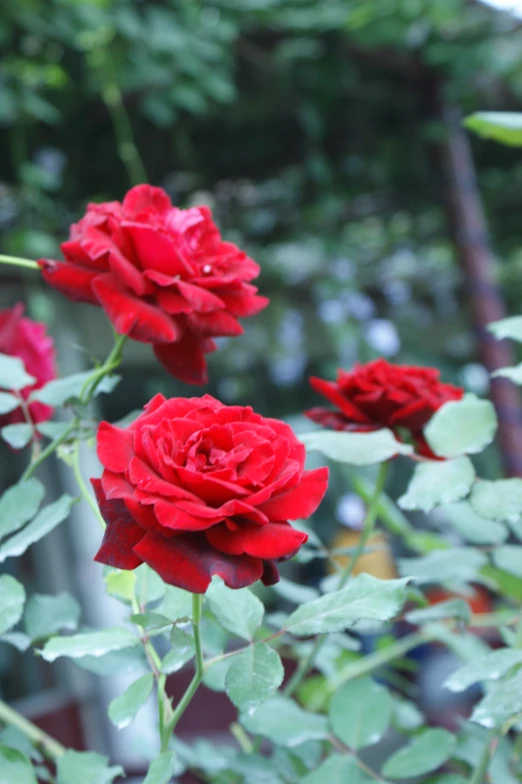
71 441 105 530
469 727 501 784
161 594 205 751
282 461 390 698
0 699 66 760
0 254 39 270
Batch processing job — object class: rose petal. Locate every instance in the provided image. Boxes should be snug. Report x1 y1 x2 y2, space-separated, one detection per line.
309 376 371 424
187 310 243 337
92 272 180 343
257 467 329 520
133 531 263 592
154 500 222 531
91 479 144 569
38 260 100 305
206 521 307 559
153 332 209 385
124 224 193 276
261 560 280 586
122 184 172 218
97 421 134 472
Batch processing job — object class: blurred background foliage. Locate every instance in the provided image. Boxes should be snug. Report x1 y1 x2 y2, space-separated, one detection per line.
2 0 522 461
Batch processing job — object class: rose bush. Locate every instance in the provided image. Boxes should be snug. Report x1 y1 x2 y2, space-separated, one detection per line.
38 185 268 384
0 302 56 427
306 358 463 456
92 393 329 592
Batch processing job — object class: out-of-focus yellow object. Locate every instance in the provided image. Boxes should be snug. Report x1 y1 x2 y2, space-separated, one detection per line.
330 529 397 579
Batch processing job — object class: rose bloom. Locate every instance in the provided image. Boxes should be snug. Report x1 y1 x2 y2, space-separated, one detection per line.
306 359 463 457
92 394 328 592
38 185 268 385
0 303 56 428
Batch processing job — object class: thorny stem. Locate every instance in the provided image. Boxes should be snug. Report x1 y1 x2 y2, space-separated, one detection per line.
71 441 106 530
161 594 205 751
283 462 390 698
0 699 66 760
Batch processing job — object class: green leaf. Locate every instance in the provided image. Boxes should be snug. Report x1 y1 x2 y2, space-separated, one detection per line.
329 677 393 750
74 647 148 677
135 564 167 606
398 548 487 585
35 421 72 440
286 574 409 636
392 699 424 732
41 627 139 662
155 584 191 621
441 501 507 545
158 626 194 675
56 750 123 784
24 593 81 642
405 598 471 625
0 393 20 415
300 428 411 465
488 315 522 342
445 649 522 693
491 364 522 384
31 372 119 406
108 673 154 729
203 657 233 692
143 752 178 784
130 612 171 633
0 746 37 784
464 112 522 146
104 569 136 603
0 575 25 636
225 642 284 714
471 670 522 728
206 577 264 641
240 697 329 746
271 577 319 604
424 396 496 458
0 478 44 540
0 495 75 563
382 728 456 778
0 632 31 651
0 355 35 390
398 457 475 512
302 754 375 784
492 545 522 577
1 424 33 449
470 479 522 521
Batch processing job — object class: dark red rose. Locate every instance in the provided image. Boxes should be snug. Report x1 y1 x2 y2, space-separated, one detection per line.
38 185 268 385
92 394 328 593
306 359 464 457
0 303 56 428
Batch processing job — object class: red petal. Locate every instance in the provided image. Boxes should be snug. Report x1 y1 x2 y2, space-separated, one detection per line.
257 467 329 520
187 310 243 337
261 560 280 586
91 479 144 569
309 376 371 424
133 531 263 592
122 185 172 218
124 224 192 276
108 250 152 297
206 521 307 559
97 421 134 472
92 273 180 343
154 500 220 531
153 332 209 385
38 260 99 304
176 281 224 312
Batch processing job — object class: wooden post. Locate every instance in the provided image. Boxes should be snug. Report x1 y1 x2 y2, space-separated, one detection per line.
434 86 522 476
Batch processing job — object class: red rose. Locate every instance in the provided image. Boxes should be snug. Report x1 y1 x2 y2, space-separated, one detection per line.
0 303 56 428
38 185 268 385
306 359 463 457
92 394 328 593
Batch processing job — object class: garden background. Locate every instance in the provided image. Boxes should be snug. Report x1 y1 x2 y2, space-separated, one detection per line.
2 0 522 778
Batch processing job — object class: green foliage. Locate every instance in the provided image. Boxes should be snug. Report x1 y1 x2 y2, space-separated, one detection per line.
0 354 35 390
225 642 284 712
398 457 475 512
0 495 76 563
301 429 412 465
329 676 393 750
0 424 33 449
108 674 154 729
471 670 522 728
0 575 25 636
398 548 487 586
41 627 140 662
206 578 264 641
286 574 410 635
160 628 194 674
0 746 37 784
24 592 81 642
143 752 178 784
240 697 329 746
31 372 120 406
0 478 44 540
470 479 522 521
56 750 124 784
464 112 522 146
302 754 375 784
424 395 497 458
381 728 456 779
445 649 522 693
441 501 507 545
